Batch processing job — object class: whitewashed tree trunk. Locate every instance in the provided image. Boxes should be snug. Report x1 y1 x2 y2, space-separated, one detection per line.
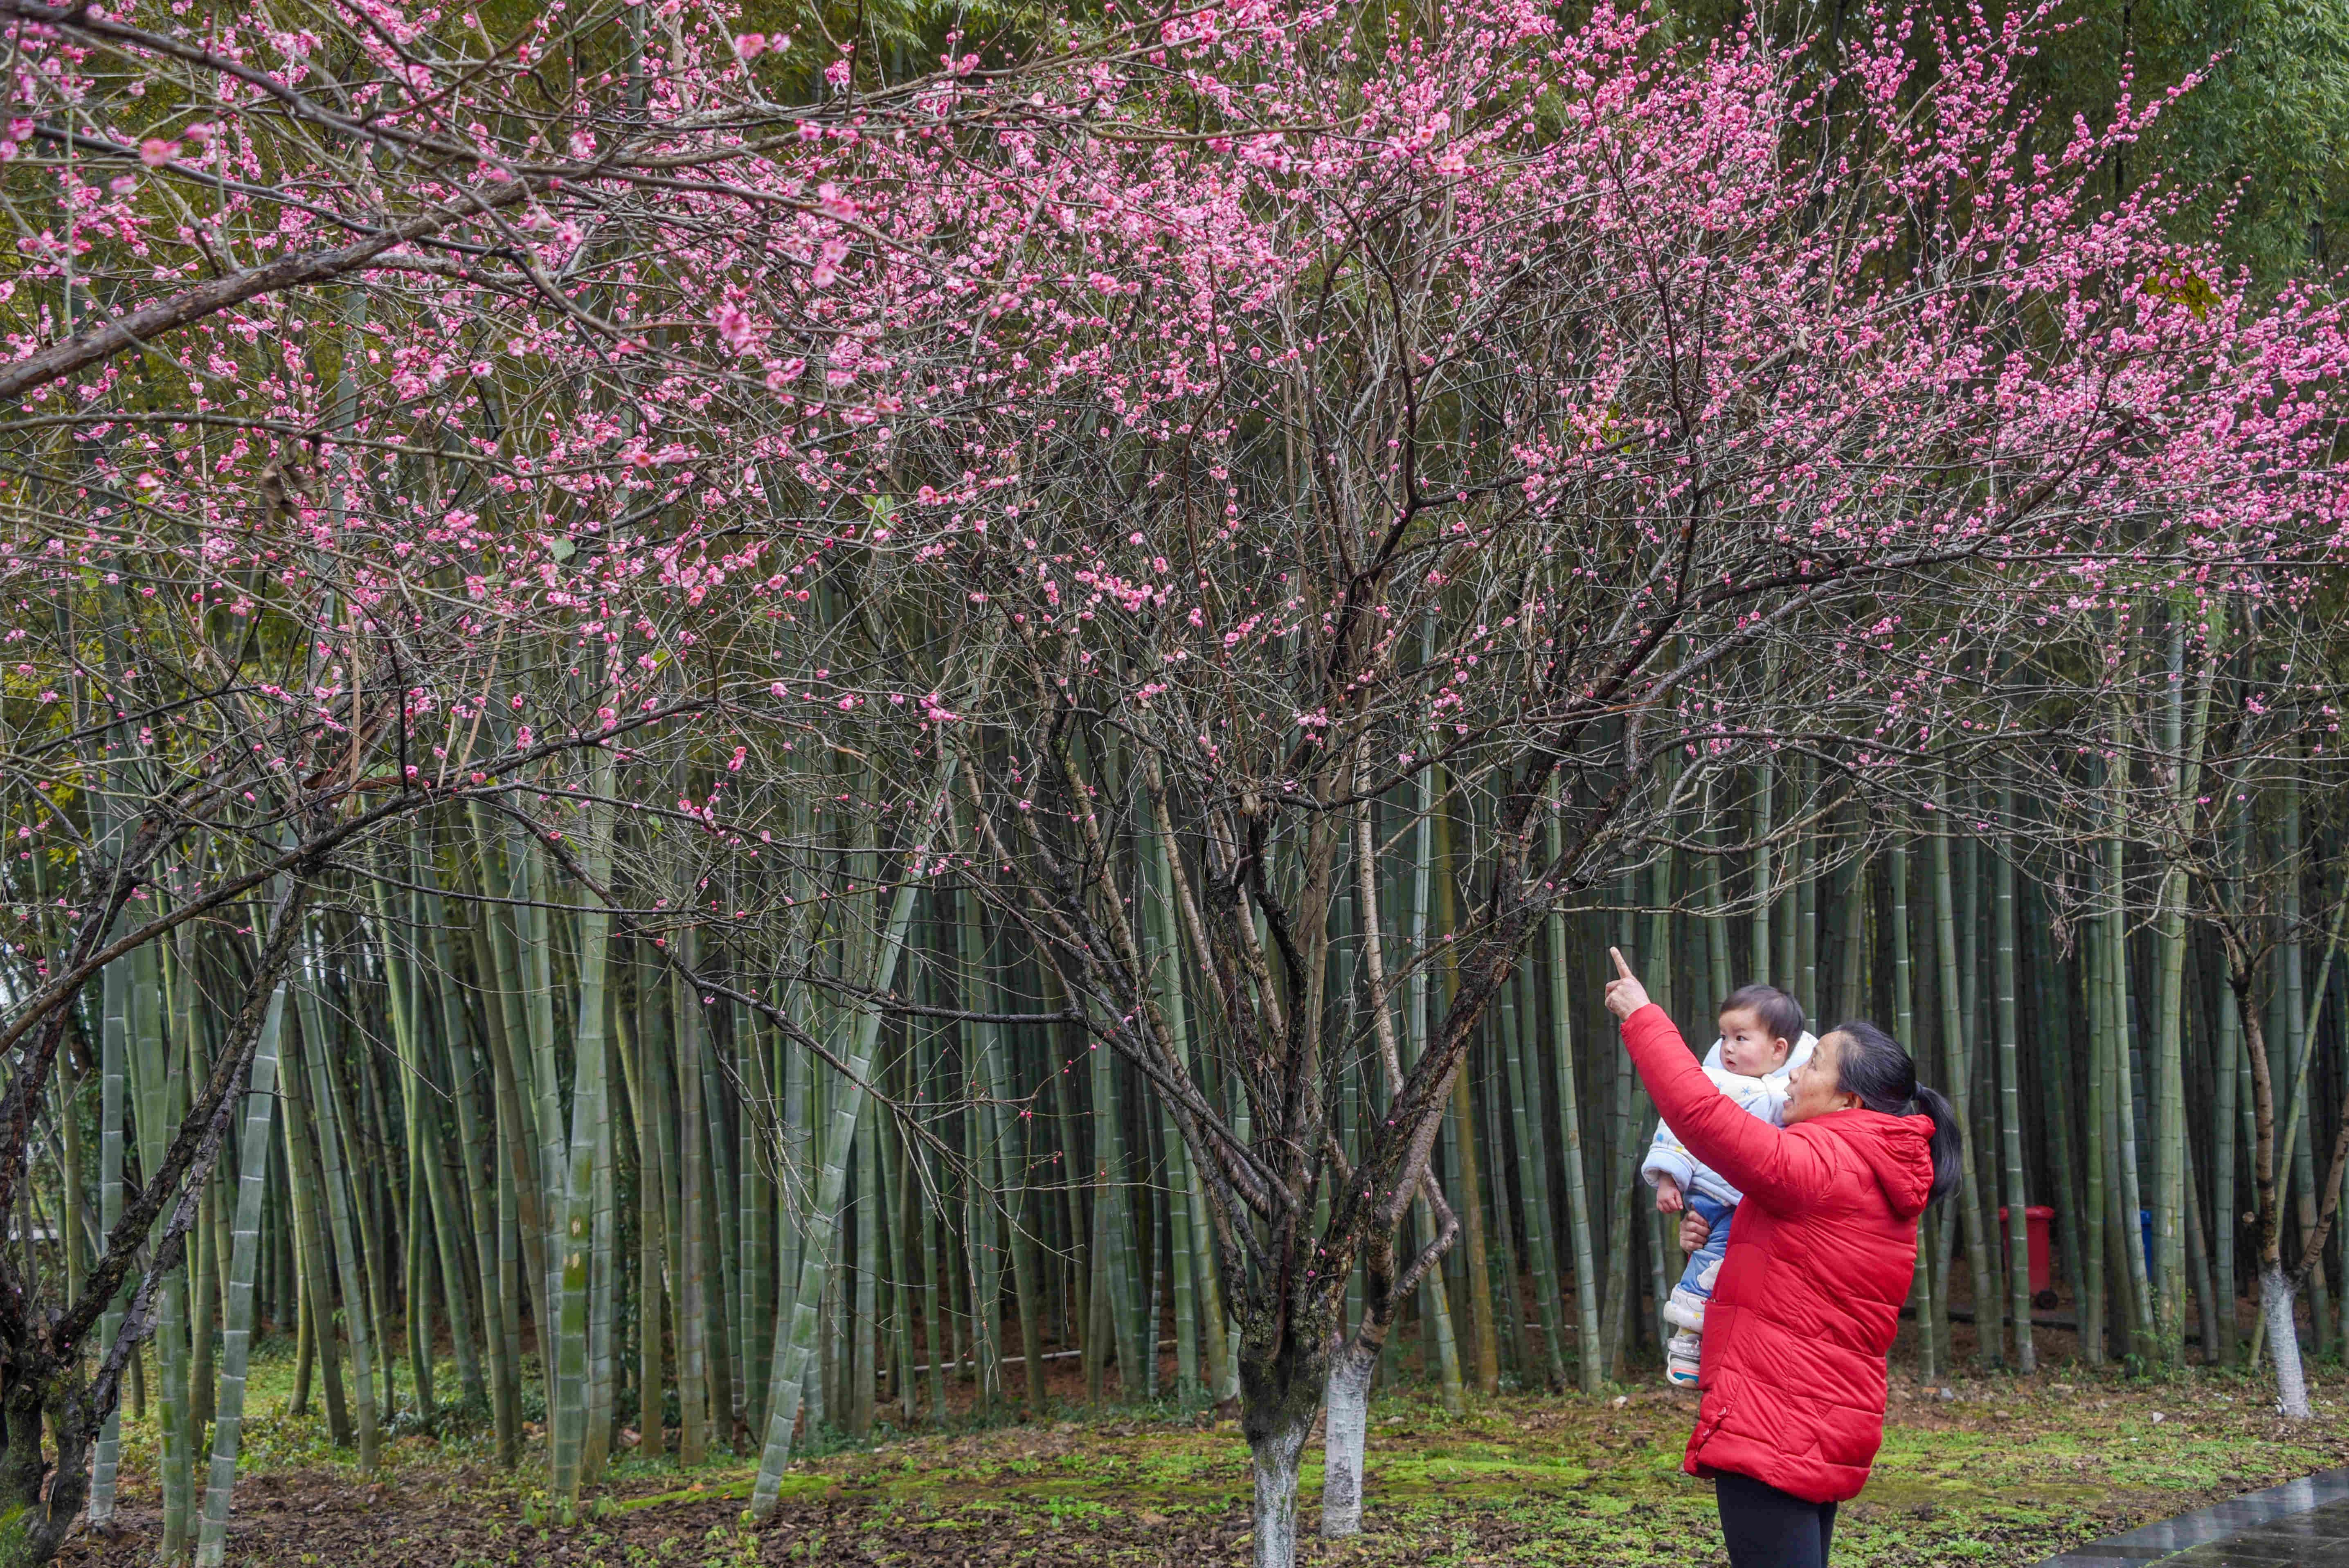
2262 1263 2310 1418
1319 1340 1377 1538
1249 1412 1313 1568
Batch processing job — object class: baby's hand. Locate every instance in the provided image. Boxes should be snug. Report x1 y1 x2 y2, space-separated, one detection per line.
1654 1174 1683 1214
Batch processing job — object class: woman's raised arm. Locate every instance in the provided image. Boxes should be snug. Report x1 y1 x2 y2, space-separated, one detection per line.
1605 949 1834 1210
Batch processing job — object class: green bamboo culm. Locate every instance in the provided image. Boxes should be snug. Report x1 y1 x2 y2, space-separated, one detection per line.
1992 791 2033 1373
2103 698 2157 1355
1889 838 1939 1382
1404 778 1466 1411
86 938 132 1525
1501 967 1567 1390
148 933 193 1555
196 984 288 1566
1929 772 2000 1368
553 742 618 1511
295 928 383 1471
750 753 954 1516
1146 828 1203 1400
1544 796 1602 1393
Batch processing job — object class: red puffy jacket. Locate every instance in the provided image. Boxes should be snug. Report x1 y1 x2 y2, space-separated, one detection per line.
1622 1003 1935 1505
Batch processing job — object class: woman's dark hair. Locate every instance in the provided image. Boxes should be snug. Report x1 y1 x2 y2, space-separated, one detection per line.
1825 1019 1962 1203
1719 983 1805 1049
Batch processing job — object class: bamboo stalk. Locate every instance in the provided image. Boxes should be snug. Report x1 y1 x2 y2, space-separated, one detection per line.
1502 967 1566 1389
86 937 132 1523
2213 945 2243 1365
149 934 193 1552
675 920 711 1465
1432 795 1498 1394
1148 831 1205 1401
2106 765 2156 1352
432 877 518 1461
1930 776 2001 1367
278 1012 351 1444
1993 805 2033 1372
1890 838 1940 1381
965 884 1047 1411
195 983 287 1566
635 952 671 1457
1544 805 1602 1393
751 769 939 1512
852 1068 880 1438
2081 875 2110 1366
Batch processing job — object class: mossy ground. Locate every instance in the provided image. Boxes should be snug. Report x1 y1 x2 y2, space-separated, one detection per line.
61 1349 2349 1566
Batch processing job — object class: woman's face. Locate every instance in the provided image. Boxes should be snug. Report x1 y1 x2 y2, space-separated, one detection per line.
1784 1031 1859 1124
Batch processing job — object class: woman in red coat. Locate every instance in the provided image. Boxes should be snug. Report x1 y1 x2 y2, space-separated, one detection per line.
1603 949 1961 1568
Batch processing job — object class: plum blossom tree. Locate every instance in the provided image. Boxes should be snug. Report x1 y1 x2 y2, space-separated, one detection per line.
0 0 2344 1557
0 0 1168 1550
701 2 2349 1560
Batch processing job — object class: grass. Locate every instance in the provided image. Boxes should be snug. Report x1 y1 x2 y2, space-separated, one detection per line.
69 1347 2349 1566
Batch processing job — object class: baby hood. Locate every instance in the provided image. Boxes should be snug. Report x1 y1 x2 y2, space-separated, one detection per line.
1700 1029 1818 1085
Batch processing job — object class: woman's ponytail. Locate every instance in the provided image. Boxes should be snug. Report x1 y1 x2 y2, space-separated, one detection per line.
1826 1019 1965 1204
1906 1083 1965 1205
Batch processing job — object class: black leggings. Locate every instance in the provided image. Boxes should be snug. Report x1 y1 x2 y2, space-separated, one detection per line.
1715 1470 1838 1568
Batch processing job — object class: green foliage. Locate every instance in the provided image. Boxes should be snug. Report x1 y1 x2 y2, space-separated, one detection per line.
2034 0 2349 277
1662 0 2349 280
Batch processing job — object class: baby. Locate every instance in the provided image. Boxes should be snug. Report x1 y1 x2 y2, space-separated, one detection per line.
1641 983 1816 1388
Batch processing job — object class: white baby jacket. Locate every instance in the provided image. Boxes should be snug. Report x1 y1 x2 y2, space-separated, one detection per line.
1638 1030 1818 1206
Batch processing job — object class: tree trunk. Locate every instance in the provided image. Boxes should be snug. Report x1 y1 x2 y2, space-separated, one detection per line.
1242 1342 1324 1568
2261 1262 2310 1418
1319 1333 1379 1539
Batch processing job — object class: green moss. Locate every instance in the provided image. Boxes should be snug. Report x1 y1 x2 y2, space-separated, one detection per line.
0 1503 45 1568
610 1476 766 1514
90 1346 2349 1568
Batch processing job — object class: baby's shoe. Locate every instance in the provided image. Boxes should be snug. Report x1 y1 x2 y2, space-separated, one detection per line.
1664 1285 1708 1333
1666 1332 1702 1388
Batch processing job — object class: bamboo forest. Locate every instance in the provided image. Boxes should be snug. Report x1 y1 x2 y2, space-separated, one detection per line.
0 0 2347 1564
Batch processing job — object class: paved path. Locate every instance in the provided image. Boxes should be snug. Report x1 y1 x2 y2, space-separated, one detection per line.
2040 1470 2349 1565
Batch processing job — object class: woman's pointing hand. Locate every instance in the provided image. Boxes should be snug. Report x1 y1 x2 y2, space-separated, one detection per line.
1604 946 1650 1021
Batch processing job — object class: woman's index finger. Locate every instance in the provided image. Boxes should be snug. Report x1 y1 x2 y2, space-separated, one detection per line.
1610 946 1633 980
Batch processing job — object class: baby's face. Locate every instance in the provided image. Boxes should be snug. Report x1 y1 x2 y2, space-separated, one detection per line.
1719 1007 1792 1077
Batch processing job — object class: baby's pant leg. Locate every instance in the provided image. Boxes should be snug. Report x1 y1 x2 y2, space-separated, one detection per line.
1678 1196 1733 1299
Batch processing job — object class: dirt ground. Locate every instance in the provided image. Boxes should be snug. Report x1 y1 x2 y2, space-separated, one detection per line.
59 1363 2349 1567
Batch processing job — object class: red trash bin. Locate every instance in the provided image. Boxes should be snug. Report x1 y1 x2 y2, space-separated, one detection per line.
1998 1205 2056 1303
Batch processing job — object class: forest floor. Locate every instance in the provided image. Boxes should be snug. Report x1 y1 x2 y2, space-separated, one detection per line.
58 1356 2349 1568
